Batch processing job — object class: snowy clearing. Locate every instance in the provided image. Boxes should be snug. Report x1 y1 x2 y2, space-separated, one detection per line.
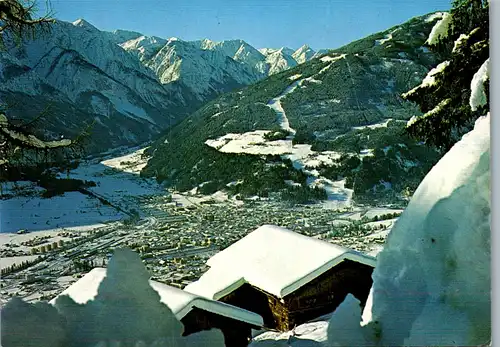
1 192 124 233
205 131 293 155
318 54 346 74
100 147 150 174
319 54 346 63
266 81 299 135
352 118 394 131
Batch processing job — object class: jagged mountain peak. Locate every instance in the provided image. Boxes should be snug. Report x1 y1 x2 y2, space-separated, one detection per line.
195 38 250 54
72 18 98 31
296 44 311 51
292 44 316 64
264 48 297 75
263 47 295 56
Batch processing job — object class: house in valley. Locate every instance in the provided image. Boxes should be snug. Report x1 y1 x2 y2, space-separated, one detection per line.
185 225 376 331
50 268 263 346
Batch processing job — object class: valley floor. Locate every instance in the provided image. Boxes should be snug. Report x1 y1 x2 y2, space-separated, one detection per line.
0 146 403 330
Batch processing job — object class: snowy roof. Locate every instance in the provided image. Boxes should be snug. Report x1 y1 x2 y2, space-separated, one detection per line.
185 225 376 299
50 268 263 327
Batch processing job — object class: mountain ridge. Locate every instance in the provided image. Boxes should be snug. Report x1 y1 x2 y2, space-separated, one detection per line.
0 18 319 152
141 12 445 205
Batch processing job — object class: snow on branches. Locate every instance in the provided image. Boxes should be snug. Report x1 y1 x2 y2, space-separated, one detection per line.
469 58 489 111
426 12 452 45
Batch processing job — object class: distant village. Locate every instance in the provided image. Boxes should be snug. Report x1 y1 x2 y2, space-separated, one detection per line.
0 192 400 306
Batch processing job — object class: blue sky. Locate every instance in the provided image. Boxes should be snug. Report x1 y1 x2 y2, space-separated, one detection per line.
42 0 451 50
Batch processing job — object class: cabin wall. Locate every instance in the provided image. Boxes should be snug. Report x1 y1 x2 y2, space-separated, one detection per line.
219 283 278 328
218 260 374 332
181 307 255 347
283 260 374 328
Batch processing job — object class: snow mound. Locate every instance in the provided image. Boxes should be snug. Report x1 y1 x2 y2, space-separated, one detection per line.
425 12 447 23
1 249 225 347
327 113 490 346
470 58 489 111
50 267 263 327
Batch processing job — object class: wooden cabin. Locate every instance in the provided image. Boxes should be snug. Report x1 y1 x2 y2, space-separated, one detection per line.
50 268 263 346
185 225 376 331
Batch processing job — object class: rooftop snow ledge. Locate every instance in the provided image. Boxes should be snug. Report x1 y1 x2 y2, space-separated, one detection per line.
185 225 376 299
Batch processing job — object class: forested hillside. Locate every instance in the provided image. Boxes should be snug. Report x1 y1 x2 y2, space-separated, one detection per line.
142 13 445 205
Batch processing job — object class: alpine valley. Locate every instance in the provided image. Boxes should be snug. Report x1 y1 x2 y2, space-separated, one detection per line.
0 18 324 152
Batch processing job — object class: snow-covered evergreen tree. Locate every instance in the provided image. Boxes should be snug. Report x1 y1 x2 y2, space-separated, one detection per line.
402 0 489 151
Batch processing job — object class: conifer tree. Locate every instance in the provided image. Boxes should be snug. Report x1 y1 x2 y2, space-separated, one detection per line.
402 0 489 151
0 1 90 181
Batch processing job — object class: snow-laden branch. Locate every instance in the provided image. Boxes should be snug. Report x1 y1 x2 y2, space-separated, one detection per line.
0 114 72 149
0 0 54 31
426 12 452 46
470 58 489 111
406 98 451 128
402 61 450 99
1 128 72 149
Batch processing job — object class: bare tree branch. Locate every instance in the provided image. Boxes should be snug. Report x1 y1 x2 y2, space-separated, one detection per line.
0 0 55 48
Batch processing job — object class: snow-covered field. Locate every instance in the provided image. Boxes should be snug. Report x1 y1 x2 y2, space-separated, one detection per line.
205 131 352 207
57 148 165 214
100 147 150 174
1 192 124 233
352 118 394 131
1 147 165 236
205 131 293 155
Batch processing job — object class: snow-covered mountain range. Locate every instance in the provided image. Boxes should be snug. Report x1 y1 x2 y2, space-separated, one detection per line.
119 34 327 100
0 18 320 152
142 13 443 205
